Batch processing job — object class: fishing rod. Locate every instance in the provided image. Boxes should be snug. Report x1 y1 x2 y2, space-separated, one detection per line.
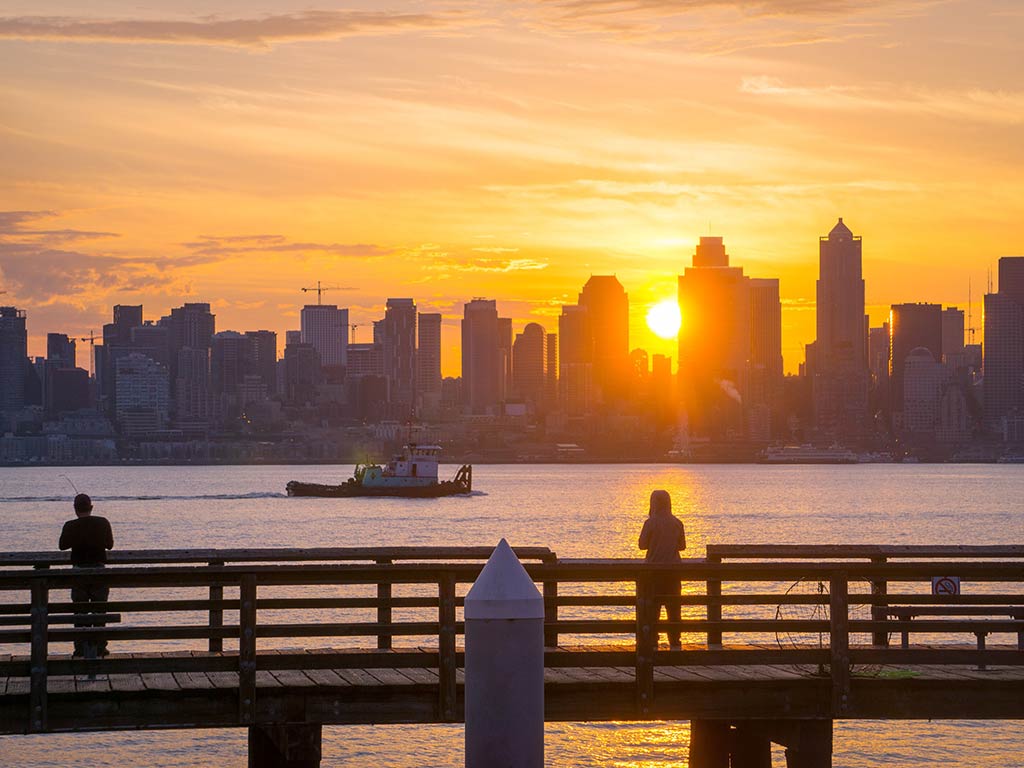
59 474 80 494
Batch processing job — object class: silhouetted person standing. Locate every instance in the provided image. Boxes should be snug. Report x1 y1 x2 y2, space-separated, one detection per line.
638 489 686 649
59 494 114 657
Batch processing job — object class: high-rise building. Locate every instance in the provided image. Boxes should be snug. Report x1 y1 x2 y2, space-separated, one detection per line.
811 218 869 442
0 307 28 416
114 352 170 436
161 303 215 353
246 330 278 396
984 257 1024 433
498 316 513 402
175 347 212 429
46 334 76 369
578 276 629 402
461 299 502 416
382 298 416 410
512 322 547 410
889 303 942 427
677 237 752 439
300 304 348 368
211 331 250 413
416 313 442 406
902 347 944 435
545 333 558 408
283 341 322 406
558 304 592 418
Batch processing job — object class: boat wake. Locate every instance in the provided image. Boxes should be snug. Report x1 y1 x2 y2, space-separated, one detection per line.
0 491 288 503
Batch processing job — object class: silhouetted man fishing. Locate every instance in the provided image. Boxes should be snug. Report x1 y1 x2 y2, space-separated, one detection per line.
59 494 114 657
638 489 686 649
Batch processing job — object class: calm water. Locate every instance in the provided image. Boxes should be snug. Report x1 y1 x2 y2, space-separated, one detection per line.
0 463 1021 767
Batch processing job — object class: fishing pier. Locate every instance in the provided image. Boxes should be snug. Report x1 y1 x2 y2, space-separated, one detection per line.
1 545 1022 766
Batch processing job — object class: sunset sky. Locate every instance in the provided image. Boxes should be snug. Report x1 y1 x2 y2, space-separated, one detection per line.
2 0 1021 374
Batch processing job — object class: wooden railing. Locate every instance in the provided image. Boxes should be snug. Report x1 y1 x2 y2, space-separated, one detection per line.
1 548 1022 732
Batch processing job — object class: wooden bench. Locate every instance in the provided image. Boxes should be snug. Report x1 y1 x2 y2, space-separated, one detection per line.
886 606 1024 669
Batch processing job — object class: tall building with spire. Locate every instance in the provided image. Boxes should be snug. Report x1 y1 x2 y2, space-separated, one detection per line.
810 218 869 443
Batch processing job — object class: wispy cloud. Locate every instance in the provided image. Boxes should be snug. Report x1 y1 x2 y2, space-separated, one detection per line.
741 76 1024 125
183 234 390 259
0 10 481 49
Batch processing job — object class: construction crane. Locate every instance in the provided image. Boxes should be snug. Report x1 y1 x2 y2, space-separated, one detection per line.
350 323 362 344
79 331 98 376
300 281 353 305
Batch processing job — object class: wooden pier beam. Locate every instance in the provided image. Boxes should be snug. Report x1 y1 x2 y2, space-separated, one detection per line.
730 722 773 768
249 724 322 768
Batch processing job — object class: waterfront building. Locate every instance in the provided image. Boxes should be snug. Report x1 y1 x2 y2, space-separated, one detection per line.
300 304 348 368
382 298 416 411
114 352 170 436
984 257 1024 433
677 237 751 440
461 299 502 416
416 313 442 406
889 303 942 429
512 322 547 410
578 276 629 403
0 307 28 417
810 219 870 443
46 367 90 415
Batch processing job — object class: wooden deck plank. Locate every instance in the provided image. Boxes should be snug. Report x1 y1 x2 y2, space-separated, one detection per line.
333 668 381 686
47 675 76 693
256 671 282 688
140 672 180 691
270 669 318 687
172 671 214 690
396 667 439 685
303 668 348 687
75 677 111 694
366 668 416 686
108 673 147 692
206 671 239 689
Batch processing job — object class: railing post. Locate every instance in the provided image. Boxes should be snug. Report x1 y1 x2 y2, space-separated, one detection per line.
29 579 49 733
438 571 457 723
209 560 224 653
869 556 888 646
376 558 393 650
706 553 722 648
635 573 654 717
239 574 257 725
829 572 850 718
542 555 559 648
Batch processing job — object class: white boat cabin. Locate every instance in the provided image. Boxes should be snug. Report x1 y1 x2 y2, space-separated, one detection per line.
362 444 443 488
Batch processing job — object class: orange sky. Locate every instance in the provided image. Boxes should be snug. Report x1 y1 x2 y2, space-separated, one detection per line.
1 0 1021 374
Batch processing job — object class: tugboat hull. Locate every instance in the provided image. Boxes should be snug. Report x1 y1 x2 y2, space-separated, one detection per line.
287 465 472 498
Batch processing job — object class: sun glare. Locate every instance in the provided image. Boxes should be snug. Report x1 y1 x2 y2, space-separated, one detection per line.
646 299 682 339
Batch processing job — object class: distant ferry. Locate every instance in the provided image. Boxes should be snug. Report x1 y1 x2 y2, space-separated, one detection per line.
758 445 859 465
286 444 472 498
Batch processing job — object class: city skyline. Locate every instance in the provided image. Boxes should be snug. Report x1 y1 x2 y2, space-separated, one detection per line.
2 1 1021 374
3 221 1000 377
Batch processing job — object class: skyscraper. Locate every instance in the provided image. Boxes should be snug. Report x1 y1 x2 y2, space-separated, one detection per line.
0 306 28 416
984 257 1024 433
558 304 592 418
300 304 348 368
416 313 442 405
46 334 76 369
545 333 558 408
461 299 502 416
115 352 169 436
889 303 942 427
811 218 869 442
578 276 629 403
512 322 547 410
246 330 278 396
677 237 752 439
382 298 416 411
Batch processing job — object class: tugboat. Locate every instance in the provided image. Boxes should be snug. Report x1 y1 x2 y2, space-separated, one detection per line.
286 444 472 498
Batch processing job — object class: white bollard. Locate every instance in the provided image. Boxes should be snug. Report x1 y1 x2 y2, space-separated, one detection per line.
464 539 545 768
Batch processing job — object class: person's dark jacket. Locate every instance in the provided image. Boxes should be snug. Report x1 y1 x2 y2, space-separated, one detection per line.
59 516 114 566
638 492 686 563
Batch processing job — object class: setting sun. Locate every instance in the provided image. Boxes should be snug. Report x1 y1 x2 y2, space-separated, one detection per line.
646 299 682 339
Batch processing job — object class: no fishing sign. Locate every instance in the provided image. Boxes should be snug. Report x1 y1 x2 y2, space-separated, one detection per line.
932 576 961 596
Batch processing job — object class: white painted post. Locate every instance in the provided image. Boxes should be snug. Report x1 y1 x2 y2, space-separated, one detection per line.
464 539 545 768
